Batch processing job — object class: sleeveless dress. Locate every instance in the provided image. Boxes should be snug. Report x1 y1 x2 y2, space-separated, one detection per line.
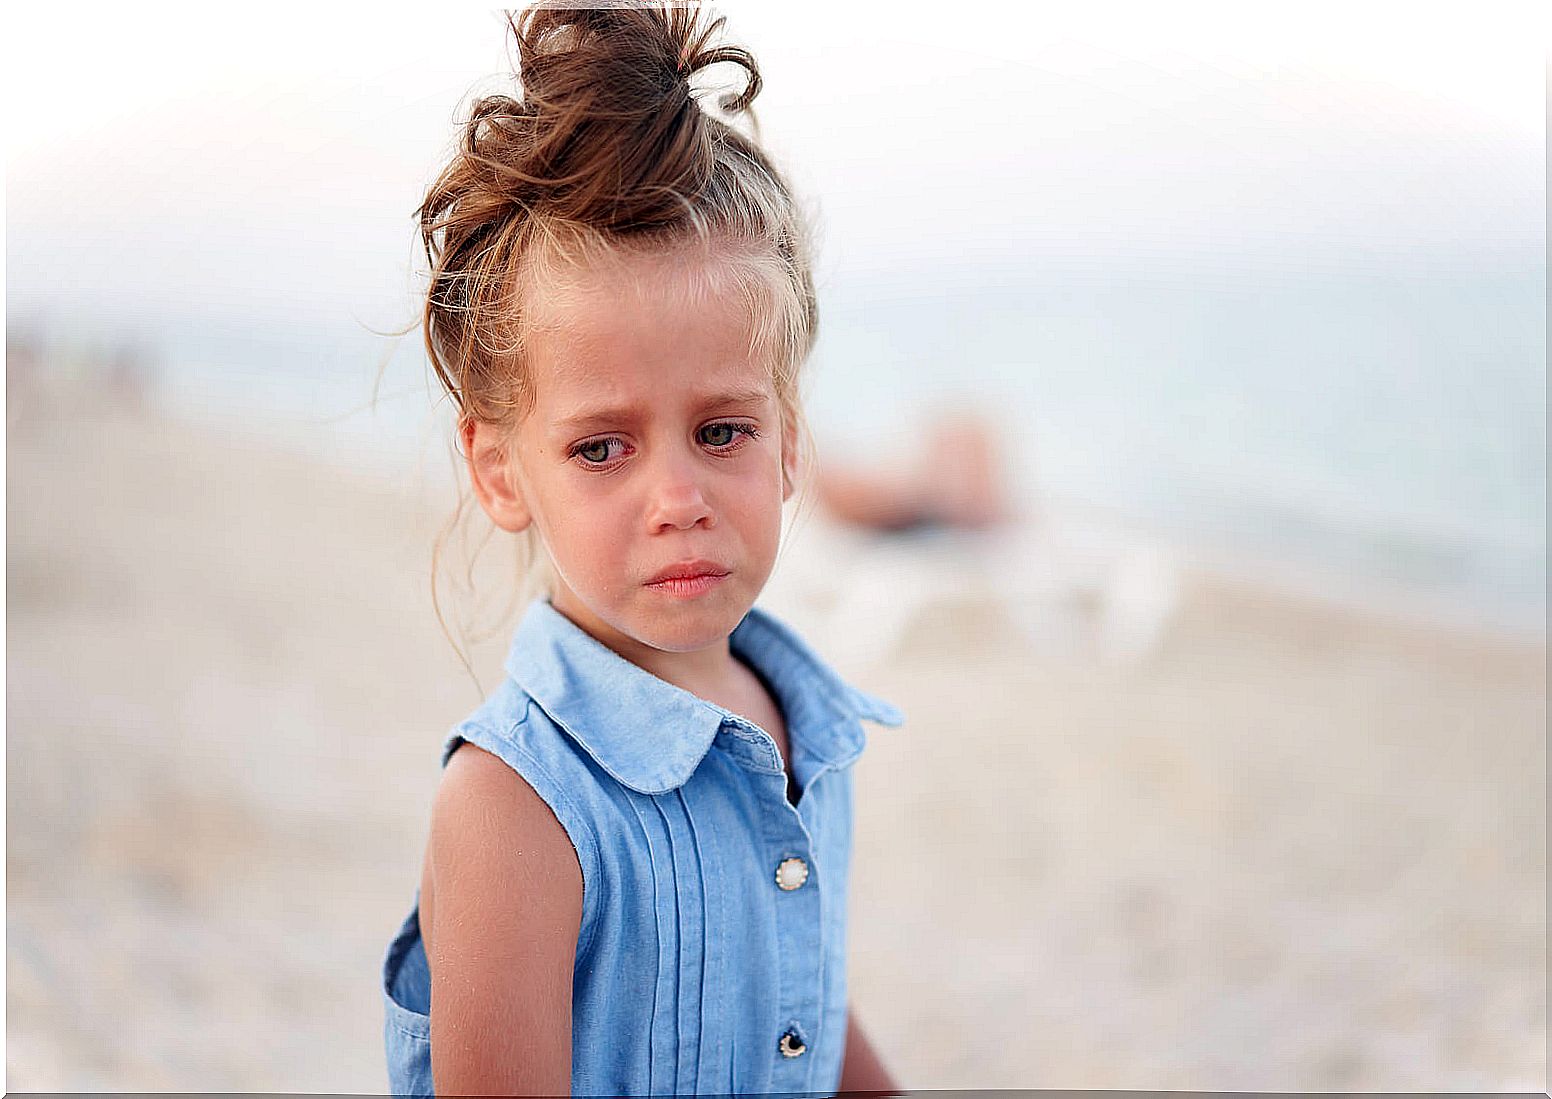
381 597 904 1096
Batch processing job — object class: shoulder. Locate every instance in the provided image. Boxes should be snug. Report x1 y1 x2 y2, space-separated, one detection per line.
737 603 907 729
442 691 603 830
433 741 584 899
437 695 606 946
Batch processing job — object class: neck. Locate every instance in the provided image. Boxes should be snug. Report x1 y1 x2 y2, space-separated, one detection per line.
625 636 738 700
548 592 740 700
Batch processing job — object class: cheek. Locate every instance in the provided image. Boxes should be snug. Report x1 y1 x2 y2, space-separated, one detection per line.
545 487 645 567
726 455 783 504
731 464 786 533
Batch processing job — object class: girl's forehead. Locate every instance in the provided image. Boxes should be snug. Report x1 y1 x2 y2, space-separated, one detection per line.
524 347 779 439
523 253 777 398
538 358 776 413
528 246 744 326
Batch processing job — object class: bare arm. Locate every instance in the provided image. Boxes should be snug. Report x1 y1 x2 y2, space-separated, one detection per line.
427 743 583 1096
838 1006 900 1093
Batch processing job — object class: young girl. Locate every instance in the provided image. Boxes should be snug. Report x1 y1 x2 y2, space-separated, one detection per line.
380 5 906 1094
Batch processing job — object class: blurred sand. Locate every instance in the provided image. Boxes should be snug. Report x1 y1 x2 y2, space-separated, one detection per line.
6 390 1546 1091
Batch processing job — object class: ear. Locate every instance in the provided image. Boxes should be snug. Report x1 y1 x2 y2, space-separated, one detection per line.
462 416 533 533
780 414 800 503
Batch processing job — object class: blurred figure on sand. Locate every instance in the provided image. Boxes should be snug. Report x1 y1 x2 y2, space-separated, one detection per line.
782 404 1180 668
815 410 1011 533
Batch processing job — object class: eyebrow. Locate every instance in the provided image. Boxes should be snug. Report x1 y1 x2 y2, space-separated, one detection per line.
554 387 772 433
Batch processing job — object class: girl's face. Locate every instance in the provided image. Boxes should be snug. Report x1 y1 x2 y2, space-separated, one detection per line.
466 248 796 668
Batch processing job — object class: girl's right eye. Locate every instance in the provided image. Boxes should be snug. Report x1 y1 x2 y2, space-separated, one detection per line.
570 438 626 466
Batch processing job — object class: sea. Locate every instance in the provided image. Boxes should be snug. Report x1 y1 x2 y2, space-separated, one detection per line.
10 258 1546 640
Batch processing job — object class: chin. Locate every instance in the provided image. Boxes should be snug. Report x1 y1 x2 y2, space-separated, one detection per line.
628 594 748 652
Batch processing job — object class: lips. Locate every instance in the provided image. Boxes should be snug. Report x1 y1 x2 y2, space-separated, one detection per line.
646 559 731 585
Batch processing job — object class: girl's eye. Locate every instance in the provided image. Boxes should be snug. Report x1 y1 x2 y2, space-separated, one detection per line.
701 422 761 449
572 438 622 466
567 422 761 469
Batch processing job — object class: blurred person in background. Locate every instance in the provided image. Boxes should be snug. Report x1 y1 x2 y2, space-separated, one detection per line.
815 409 1011 533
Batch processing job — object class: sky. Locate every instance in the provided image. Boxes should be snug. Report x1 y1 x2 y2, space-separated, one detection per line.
6 2 1545 336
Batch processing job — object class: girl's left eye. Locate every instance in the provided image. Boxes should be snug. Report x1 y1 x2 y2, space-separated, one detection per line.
700 422 761 449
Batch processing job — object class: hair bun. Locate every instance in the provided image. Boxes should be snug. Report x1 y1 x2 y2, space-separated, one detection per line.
489 2 760 229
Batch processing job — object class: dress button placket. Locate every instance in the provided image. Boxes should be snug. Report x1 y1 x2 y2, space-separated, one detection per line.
769 769 822 1086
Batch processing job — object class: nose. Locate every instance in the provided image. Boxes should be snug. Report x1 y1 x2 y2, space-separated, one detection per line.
645 449 714 533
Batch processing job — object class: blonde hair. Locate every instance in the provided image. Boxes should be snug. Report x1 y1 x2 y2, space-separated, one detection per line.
417 3 822 671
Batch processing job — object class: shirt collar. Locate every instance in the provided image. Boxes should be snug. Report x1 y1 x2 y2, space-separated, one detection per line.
503 598 904 795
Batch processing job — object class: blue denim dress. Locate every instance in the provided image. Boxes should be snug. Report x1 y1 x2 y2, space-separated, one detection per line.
381 597 904 1096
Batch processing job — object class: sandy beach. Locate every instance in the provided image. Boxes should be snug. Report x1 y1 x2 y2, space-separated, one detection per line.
6 387 1545 1091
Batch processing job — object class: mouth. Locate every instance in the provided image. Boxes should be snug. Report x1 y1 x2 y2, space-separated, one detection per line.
645 561 731 597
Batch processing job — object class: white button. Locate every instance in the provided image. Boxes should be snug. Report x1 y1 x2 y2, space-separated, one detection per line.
774 856 809 891
778 1029 807 1057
